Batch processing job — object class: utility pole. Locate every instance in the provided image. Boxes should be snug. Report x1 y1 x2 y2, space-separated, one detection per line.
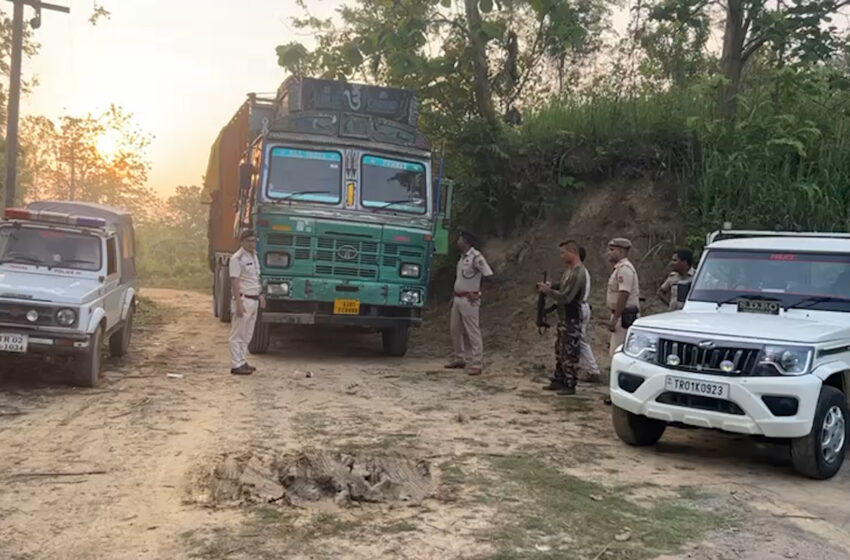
3 0 70 211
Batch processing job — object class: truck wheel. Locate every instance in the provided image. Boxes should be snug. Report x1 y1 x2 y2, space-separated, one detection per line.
382 325 410 357
74 327 103 388
216 265 232 323
612 405 666 446
248 311 270 354
790 386 847 480
212 278 219 318
109 302 134 357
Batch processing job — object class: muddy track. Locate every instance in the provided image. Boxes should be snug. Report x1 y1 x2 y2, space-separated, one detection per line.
1 289 849 560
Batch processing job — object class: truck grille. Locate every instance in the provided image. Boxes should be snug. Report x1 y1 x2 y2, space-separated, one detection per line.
0 302 58 327
656 338 760 376
315 237 379 279
266 233 312 260
383 243 425 267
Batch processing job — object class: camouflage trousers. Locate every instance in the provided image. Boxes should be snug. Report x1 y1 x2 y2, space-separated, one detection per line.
554 317 582 388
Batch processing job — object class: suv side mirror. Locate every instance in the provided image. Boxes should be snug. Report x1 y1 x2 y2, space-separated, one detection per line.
676 281 692 303
239 162 254 195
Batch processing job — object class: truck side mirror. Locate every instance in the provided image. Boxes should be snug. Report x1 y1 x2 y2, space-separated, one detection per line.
238 162 254 195
676 281 692 303
434 180 453 255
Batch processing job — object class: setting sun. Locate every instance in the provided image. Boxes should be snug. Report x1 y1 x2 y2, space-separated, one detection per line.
95 128 121 161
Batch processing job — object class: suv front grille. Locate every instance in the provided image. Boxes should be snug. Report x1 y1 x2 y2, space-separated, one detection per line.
657 338 760 376
656 391 745 415
0 302 58 327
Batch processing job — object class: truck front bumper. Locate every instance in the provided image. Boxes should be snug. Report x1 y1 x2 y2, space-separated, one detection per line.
609 352 821 439
0 325 90 356
261 298 422 329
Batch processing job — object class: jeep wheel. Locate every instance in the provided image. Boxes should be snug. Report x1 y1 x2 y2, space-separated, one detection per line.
109 303 134 357
248 311 270 354
612 405 666 446
791 386 847 480
74 327 103 388
381 325 410 357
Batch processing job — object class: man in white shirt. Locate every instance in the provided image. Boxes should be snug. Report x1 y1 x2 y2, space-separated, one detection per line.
229 229 265 375
578 246 600 382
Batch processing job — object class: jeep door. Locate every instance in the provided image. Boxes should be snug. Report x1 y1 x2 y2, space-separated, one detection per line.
103 236 124 331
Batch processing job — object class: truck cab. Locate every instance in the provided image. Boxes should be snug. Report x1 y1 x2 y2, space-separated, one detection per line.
0 202 136 387
610 229 850 479
205 78 451 356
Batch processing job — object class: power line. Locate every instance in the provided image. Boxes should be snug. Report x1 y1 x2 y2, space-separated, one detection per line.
3 0 70 211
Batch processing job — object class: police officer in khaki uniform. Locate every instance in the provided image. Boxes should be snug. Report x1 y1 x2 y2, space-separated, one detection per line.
606 237 640 356
229 229 265 375
657 249 695 311
445 231 493 376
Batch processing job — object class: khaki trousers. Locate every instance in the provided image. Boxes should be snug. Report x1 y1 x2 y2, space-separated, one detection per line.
451 296 483 368
229 297 259 369
608 313 628 357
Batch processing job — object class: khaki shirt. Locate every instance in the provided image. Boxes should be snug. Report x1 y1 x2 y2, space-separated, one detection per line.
229 247 261 297
454 248 493 293
607 258 640 311
659 268 695 311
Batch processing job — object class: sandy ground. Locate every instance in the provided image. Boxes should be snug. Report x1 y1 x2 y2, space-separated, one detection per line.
1 288 850 560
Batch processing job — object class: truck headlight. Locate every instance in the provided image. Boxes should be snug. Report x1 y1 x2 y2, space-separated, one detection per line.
400 263 420 278
756 345 812 375
56 308 77 327
623 329 659 362
265 252 291 268
400 289 422 305
266 282 291 296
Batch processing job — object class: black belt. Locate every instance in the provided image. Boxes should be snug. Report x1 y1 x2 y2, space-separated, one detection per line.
242 294 260 300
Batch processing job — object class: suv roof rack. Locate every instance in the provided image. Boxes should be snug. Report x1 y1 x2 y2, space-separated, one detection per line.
707 229 850 245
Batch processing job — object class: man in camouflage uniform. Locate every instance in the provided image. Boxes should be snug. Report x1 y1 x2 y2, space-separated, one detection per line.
538 240 587 395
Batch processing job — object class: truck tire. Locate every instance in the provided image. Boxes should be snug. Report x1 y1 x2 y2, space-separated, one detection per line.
612 405 666 446
216 265 232 323
109 302 134 357
248 311 270 354
790 386 847 480
74 327 103 388
382 325 410 357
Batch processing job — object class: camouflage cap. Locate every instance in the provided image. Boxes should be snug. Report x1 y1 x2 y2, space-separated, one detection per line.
608 237 632 250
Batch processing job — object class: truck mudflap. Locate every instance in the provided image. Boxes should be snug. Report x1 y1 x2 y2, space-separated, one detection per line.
261 312 421 329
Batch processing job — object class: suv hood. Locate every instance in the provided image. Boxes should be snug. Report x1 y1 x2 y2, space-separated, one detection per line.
0 268 100 305
635 311 850 344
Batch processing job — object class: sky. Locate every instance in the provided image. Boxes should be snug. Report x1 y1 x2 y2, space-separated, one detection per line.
24 0 342 197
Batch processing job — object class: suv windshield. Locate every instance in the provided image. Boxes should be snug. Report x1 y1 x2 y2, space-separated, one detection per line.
266 147 342 204
361 155 426 214
0 226 102 271
691 249 850 311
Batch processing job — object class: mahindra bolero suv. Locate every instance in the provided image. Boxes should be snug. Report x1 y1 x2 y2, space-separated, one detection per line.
0 201 136 387
611 229 850 479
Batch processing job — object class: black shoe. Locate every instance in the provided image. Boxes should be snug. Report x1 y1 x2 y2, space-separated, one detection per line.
244 363 257 372
230 365 253 375
558 385 576 396
543 381 566 391
603 396 612 405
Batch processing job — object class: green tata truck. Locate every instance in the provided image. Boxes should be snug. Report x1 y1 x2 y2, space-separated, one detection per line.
202 77 452 356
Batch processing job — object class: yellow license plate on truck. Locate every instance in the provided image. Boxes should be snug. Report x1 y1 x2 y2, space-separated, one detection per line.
333 299 360 315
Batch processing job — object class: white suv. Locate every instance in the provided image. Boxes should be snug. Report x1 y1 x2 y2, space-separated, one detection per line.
0 202 136 387
610 229 849 479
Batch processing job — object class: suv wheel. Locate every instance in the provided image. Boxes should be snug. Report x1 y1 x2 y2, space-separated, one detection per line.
74 327 103 388
109 303 134 357
612 405 666 446
791 386 847 480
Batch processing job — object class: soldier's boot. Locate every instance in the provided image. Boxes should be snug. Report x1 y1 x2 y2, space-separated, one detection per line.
558 384 576 396
543 376 567 391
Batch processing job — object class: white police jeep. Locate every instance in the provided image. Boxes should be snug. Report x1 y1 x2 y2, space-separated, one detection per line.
611 229 850 479
0 201 136 387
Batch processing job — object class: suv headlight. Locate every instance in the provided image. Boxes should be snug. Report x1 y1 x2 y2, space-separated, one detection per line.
400 263 420 278
56 308 77 327
265 252 290 268
757 345 812 376
623 329 659 362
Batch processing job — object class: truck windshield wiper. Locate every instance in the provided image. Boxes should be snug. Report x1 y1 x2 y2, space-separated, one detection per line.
374 198 422 210
715 294 780 309
274 190 333 202
784 295 850 311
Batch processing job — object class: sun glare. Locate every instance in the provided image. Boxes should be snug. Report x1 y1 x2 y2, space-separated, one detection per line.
96 129 122 160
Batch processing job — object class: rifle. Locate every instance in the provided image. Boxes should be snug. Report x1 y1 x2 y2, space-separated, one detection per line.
536 271 558 333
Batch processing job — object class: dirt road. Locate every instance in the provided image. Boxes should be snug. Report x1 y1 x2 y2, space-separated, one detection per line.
1 289 850 560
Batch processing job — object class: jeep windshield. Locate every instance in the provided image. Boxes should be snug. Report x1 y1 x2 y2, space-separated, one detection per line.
0 226 102 272
361 155 427 214
691 249 850 312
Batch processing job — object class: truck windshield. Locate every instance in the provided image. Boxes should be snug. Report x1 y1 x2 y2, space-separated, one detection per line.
361 155 426 214
691 249 850 311
0 226 102 271
266 147 342 204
